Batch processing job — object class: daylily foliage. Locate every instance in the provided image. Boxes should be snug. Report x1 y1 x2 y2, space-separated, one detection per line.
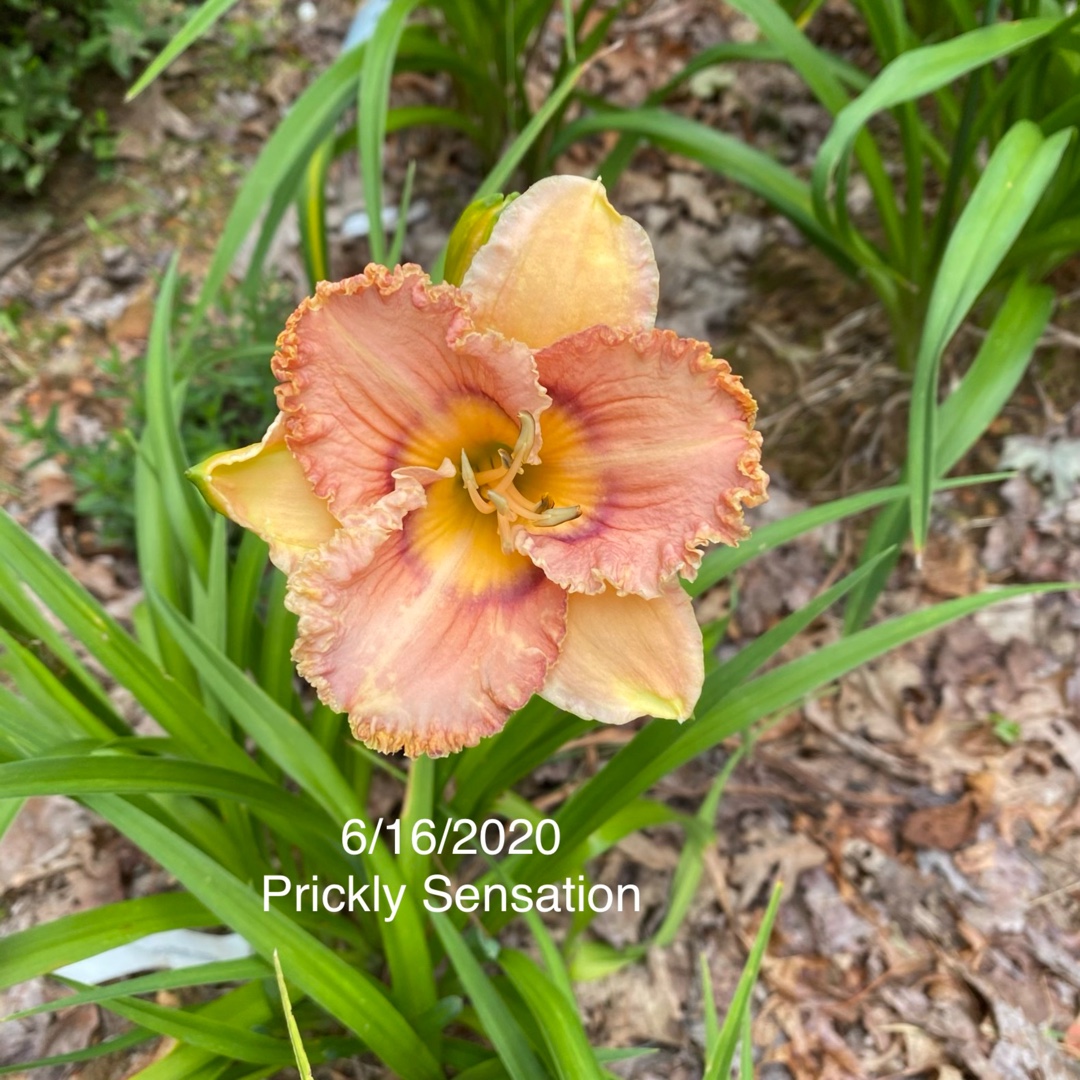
189 176 767 756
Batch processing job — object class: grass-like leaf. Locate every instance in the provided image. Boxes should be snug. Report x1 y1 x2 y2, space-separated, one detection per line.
691 472 1009 598
703 881 782 1078
844 274 1053 631
87 989 293 1066
648 743 748 951
499 950 605 1080
908 120 1070 550
181 45 367 350
0 558 118 723
453 701 588 820
0 509 261 778
144 255 210 578
726 0 900 255
0 1029 152 1077
812 17 1061 227
126 0 242 100
274 951 315 1080
297 136 333 288
0 892 214 991
3 958 268 1022
86 795 443 1080
703 548 895 695
0 757 347 874
120 980 276 1080
145 588 437 1016
934 276 1054 474
431 915 548 1080
431 57 589 280
360 0 422 265
501 582 1075 902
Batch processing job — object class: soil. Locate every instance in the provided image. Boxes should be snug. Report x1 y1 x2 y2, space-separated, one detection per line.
2 1 1079 1078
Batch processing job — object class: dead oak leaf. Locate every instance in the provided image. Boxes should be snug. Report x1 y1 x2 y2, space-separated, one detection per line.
730 833 826 909
902 794 982 852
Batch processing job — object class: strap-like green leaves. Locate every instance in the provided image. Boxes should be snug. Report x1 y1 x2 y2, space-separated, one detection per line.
499 950 606 1079
432 916 548 1080
812 18 1061 228
908 121 1070 550
0 893 214 991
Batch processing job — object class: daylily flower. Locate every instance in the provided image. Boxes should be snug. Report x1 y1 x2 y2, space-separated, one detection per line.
189 175 767 757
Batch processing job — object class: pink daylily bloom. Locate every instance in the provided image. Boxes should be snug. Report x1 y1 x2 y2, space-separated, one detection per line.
189 175 767 757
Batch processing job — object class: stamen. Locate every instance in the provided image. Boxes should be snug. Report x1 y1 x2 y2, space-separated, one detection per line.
459 412 578 540
503 486 546 519
534 505 581 527
496 512 514 554
502 487 553 518
460 450 496 515
486 489 514 519
512 411 536 462
474 465 507 485
491 412 536 495
459 449 477 488
498 492 544 520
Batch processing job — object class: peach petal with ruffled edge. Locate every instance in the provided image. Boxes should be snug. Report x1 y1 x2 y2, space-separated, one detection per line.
514 325 768 599
540 586 704 724
461 175 659 349
187 413 339 574
286 464 568 758
273 264 549 525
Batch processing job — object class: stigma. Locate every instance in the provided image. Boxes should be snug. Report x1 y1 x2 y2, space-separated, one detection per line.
460 412 581 554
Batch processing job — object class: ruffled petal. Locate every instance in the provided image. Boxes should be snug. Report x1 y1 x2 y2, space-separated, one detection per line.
273 264 549 524
461 175 659 349
187 414 339 573
287 465 567 758
513 326 768 598
541 586 703 724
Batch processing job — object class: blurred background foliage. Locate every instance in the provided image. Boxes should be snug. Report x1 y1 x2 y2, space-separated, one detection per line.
0 0 186 192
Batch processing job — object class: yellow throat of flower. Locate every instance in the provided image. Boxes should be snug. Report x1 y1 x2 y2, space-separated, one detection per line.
459 411 580 554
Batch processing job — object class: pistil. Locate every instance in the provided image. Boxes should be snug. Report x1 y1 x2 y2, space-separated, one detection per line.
489 412 534 495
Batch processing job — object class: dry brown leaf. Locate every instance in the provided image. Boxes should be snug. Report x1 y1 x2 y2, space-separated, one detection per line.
902 794 981 852
730 833 826 909
922 533 985 598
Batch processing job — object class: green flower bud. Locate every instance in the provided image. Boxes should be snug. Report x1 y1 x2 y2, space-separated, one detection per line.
443 192 519 286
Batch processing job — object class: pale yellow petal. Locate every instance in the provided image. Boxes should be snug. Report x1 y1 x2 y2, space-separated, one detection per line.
188 414 339 573
461 175 658 348
540 587 704 724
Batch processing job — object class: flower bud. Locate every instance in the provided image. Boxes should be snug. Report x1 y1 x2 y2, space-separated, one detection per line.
443 192 519 286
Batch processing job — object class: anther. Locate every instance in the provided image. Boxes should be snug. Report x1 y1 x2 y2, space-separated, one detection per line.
534 505 581 527
460 449 477 488
460 450 496 514
486 489 514 518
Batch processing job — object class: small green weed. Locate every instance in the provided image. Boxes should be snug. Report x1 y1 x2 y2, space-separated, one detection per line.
0 0 183 194
7 275 291 547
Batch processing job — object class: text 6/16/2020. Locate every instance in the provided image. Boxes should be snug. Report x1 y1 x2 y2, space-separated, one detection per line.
340 817 560 858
